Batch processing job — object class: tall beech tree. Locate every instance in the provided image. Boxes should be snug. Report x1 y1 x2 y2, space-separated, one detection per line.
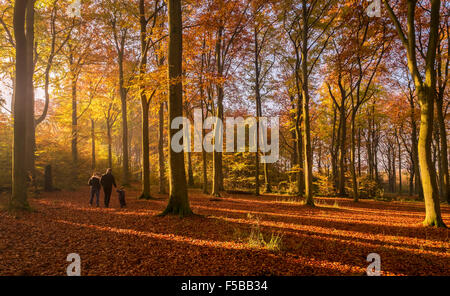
210 0 250 197
109 0 132 185
10 0 29 210
384 0 446 227
282 0 336 204
137 0 163 199
161 0 192 217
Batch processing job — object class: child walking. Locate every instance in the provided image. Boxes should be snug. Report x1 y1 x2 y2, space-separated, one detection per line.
117 187 126 208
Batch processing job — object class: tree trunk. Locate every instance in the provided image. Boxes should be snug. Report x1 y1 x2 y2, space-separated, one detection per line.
158 102 166 194
118 53 130 185
384 0 444 227
71 66 78 179
199 43 208 194
410 98 423 199
187 151 194 187
10 0 29 210
211 26 224 197
350 112 358 201
91 119 95 170
161 0 192 217
140 100 151 199
25 0 35 186
301 1 314 206
338 103 346 196
397 130 402 195
201 113 208 195
254 26 261 197
357 128 361 177
107 120 112 170
417 89 445 227
138 0 151 199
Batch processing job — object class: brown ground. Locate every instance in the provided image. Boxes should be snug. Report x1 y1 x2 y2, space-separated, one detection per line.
0 187 449 276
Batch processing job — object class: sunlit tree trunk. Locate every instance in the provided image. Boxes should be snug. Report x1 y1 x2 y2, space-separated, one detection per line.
385 0 445 227
338 93 347 196
300 0 313 206
254 26 261 197
138 0 151 199
91 118 95 170
397 130 402 195
70 60 78 178
211 26 224 197
199 45 208 194
118 52 129 185
408 93 423 198
201 101 208 194
161 0 192 216
350 112 358 201
107 118 113 170
417 88 445 226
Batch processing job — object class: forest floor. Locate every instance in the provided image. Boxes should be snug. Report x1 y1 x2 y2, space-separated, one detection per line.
0 187 449 276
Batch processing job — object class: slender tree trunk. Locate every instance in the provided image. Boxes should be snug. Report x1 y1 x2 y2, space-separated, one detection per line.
71 70 78 179
201 107 208 194
295 115 304 196
417 89 445 227
294 72 304 196
138 0 151 199
357 128 361 177
338 103 346 196
187 151 194 187
161 0 192 216
158 102 166 194
10 0 29 210
301 1 313 206
199 42 208 194
107 120 112 169
212 26 224 197
392 143 396 193
91 119 95 170
254 26 261 197
25 0 35 186
140 100 151 199
331 106 339 190
118 54 130 185
350 112 358 201
410 99 423 199
397 130 402 195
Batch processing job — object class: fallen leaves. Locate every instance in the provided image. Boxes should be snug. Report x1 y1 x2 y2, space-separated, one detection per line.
0 188 448 276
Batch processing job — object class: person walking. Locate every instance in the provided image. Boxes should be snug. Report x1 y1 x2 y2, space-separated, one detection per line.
100 168 117 208
88 173 101 207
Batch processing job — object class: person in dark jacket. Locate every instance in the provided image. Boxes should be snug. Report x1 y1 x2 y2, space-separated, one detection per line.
88 173 101 207
100 168 116 208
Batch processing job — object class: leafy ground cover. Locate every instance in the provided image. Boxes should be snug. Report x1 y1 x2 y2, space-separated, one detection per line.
0 187 449 276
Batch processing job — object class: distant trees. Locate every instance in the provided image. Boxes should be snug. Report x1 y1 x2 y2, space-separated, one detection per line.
2 0 448 228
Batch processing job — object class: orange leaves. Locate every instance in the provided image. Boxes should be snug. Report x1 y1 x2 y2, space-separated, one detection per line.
0 188 449 276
